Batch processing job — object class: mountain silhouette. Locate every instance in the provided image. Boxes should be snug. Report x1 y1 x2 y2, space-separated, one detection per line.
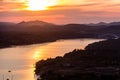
0 20 120 48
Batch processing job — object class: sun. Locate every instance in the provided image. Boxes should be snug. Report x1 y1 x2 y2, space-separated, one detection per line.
27 0 57 10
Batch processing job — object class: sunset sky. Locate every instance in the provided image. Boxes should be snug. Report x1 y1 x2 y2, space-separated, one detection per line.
0 0 120 24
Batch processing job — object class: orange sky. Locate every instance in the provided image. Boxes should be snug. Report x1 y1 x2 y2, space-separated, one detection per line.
0 0 120 24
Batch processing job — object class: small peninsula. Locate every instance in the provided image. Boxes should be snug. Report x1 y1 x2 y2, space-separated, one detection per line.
35 39 120 80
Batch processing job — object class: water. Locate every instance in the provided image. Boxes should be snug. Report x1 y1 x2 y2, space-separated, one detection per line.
0 39 103 80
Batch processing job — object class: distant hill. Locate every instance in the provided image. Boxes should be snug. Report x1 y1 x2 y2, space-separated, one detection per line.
87 21 120 26
110 22 120 26
0 21 56 32
1 20 120 33
0 20 120 48
0 22 15 26
87 22 108 26
17 20 55 27
0 22 15 31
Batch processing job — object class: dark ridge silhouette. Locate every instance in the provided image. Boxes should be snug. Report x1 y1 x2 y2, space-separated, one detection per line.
87 22 108 26
85 39 120 50
0 20 120 48
35 39 120 80
17 20 55 27
87 21 120 26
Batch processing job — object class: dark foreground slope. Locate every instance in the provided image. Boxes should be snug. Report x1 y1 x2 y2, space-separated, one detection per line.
35 39 120 80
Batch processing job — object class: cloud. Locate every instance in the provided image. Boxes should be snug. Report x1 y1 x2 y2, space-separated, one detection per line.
0 0 27 11
49 3 100 9
1 0 120 11
0 0 120 24
1 7 120 24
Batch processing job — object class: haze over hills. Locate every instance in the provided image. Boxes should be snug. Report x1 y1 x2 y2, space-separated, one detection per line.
1 20 120 30
0 20 120 48
1 20 120 31
17 20 55 27
87 22 120 26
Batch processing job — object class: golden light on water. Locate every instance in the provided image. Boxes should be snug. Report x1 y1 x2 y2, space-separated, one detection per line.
27 0 57 10
33 50 42 60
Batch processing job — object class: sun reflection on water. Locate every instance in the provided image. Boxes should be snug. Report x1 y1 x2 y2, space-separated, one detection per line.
0 39 103 80
33 50 42 60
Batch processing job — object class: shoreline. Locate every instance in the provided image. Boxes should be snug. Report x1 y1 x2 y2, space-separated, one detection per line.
0 37 103 49
35 39 120 80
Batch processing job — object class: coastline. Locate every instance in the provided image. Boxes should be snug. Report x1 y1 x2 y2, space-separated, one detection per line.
35 39 120 80
0 37 102 49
